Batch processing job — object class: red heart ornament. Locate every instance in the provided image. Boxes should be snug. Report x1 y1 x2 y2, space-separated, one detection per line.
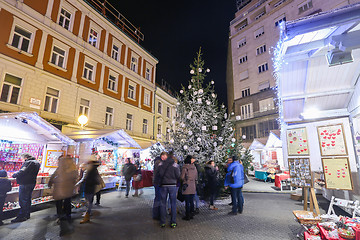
324 130 327 132
290 141 293 143
337 176 340 178
321 133 324 135
304 149 307 151
327 144 330 146
329 173 331 175
332 137 336 139
337 132 340 135
331 144 335 146
322 145 325 147
300 150 304 152
303 140 307 142
297 151 300 154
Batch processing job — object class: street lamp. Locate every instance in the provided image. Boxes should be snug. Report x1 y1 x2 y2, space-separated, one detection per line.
78 115 88 129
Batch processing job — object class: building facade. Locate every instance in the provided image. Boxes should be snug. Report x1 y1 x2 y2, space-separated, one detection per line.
0 0 166 148
227 0 360 143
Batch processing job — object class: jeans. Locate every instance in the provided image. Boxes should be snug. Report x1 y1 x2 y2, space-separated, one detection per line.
184 194 195 217
18 184 35 218
160 186 177 225
55 198 72 220
0 195 5 221
194 192 199 209
85 193 94 214
125 180 131 196
231 187 244 213
152 185 161 219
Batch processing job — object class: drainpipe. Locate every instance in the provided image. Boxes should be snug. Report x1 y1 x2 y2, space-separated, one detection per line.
153 87 157 141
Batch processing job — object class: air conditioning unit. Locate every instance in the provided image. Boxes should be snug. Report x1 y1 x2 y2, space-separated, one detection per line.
327 50 353 66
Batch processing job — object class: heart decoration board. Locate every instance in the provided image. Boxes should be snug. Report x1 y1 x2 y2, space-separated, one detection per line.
286 128 309 156
321 158 353 190
288 158 312 187
317 124 347 156
45 150 65 168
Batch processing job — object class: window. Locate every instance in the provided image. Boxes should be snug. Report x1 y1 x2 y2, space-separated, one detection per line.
89 29 98 47
298 0 313 14
126 114 133 131
241 88 250 98
254 27 264 39
108 74 118 92
259 98 275 112
274 0 286 8
256 44 267 55
79 98 90 116
258 120 279 138
158 102 162 114
144 90 150 106
241 125 256 140
105 107 113 126
238 37 246 48
235 20 248 32
83 62 94 82
166 106 171 118
239 55 248 64
240 103 253 120
255 11 265 20
275 15 286 27
130 57 138 72
44 87 59 113
145 68 151 81
158 124 162 136
50 46 66 68
0 74 22 104
239 70 249 81
58 8 71 30
258 63 269 73
142 119 148 134
11 26 32 52
111 44 119 61
259 81 270 91
128 83 135 99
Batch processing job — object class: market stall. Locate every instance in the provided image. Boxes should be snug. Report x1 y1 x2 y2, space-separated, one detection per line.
0 112 75 211
66 129 141 189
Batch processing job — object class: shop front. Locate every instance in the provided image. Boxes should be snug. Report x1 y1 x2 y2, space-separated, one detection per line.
0 112 75 211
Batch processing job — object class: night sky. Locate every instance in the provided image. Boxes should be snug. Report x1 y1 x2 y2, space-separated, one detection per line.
108 0 237 107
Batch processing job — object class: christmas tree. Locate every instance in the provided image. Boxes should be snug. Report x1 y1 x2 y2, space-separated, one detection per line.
153 49 244 166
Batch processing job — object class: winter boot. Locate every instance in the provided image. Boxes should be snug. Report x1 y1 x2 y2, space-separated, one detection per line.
80 212 90 224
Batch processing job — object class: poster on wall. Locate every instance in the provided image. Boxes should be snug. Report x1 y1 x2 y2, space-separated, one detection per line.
287 128 309 156
321 157 353 190
45 150 65 168
288 158 312 187
317 124 347 156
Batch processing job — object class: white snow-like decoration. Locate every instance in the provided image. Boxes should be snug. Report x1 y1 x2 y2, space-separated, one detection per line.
167 128 171 133
221 105 225 108
219 137 223 141
206 69 210 73
194 91 198 95
170 139 174 143
190 70 195 74
211 93 216 98
196 146 200 151
197 137 201 142
180 90 184 94
206 100 211 105
198 89 203 94
183 145 188 150
212 126 218 130
188 85 192 89
211 81 214 84
188 130 193 135
202 126 207 131
214 142 217 147
198 68 202 72
177 102 180 105
214 114 217 118
197 98 202 103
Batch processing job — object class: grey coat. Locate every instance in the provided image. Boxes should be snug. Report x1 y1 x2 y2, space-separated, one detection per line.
181 164 198 195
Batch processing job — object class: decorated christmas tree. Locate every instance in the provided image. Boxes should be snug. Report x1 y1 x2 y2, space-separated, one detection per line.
153 49 244 166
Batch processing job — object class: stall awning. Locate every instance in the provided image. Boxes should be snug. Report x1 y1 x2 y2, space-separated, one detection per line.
277 3 360 122
0 112 75 145
66 129 141 149
265 131 282 149
249 138 268 151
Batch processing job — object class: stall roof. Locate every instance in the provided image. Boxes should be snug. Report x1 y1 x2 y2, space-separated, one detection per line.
66 129 141 149
265 131 282 149
249 138 267 151
276 3 360 122
0 112 75 144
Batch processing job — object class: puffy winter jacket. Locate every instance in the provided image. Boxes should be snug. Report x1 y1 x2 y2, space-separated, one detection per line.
155 157 180 186
224 161 244 189
0 170 12 197
13 157 40 185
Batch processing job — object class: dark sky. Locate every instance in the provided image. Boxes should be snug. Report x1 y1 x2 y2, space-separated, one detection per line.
108 0 237 106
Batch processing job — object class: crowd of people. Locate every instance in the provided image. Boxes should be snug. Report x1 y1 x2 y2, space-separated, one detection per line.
0 151 245 233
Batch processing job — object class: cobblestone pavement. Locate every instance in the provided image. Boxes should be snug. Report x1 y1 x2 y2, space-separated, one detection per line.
0 184 321 240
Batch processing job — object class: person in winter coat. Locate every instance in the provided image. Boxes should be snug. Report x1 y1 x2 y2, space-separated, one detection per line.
0 170 12 226
224 156 245 215
152 152 168 220
11 153 40 223
180 155 198 221
122 158 136 198
75 156 102 224
155 154 180 228
204 160 219 210
48 156 78 222
132 162 143 197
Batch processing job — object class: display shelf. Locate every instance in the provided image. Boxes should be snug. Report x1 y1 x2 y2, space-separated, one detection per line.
8 175 50 181
3 199 54 212
7 187 50 195
100 170 117 174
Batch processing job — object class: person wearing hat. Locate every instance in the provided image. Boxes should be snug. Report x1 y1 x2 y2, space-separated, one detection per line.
75 155 101 224
0 170 12 225
224 155 245 215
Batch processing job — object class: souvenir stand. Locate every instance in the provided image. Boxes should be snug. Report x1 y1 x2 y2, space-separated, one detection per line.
0 112 75 212
275 3 360 239
66 129 141 189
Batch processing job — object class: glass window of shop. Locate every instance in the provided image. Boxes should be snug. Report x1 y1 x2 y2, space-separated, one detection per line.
79 98 90 116
0 74 22 104
44 87 59 113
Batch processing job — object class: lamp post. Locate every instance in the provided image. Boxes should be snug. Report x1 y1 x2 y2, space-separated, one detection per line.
78 115 88 129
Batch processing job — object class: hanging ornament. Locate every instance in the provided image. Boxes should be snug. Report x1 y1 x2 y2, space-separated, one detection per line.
170 139 174 144
214 114 217 118
212 126 218 130
231 138 236 142
214 142 218 147
172 120 176 124
188 130 193 135
206 69 210 73
180 90 184 94
211 80 214 84
206 100 211 105
222 105 225 108
202 126 207 131
231 112 234 115
184 145 188 150
190 70 195 74
191 79 195 82
224 113 228 119
198 89 203 94
219 137 223 142
197 98 202 103
194 91 198 95
177 102 180 105
212 93 216 98
197 137 201 142
198 68 202 72
188 85 192 89
196 146 200 151
236 115 241 121
167 128 171 133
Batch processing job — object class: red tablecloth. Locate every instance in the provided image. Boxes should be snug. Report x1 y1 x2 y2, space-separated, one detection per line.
275 173 290 188
132 170 153 188
303 232 321 240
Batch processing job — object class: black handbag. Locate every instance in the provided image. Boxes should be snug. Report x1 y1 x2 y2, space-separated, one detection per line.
244 174 249 184
177 184 185 202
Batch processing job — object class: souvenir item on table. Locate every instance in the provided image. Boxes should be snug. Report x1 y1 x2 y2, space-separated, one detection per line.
338 228 355 239
319 222 337 231
308 225 320 235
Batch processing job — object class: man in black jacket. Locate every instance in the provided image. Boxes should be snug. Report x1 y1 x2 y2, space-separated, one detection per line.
122 158 136 198
152 152 168 220
11 153 40 223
